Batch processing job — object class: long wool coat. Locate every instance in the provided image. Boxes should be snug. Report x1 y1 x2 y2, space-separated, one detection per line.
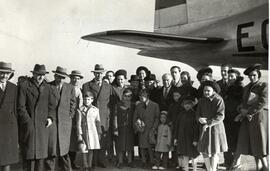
224 80 243 151
133 100 160 148
77 105 101 151
176 109 199 158
18 78 55 159
48 81 76 157
70 86 83 152
236 81 268 156
0 82 19 165
82 79 114 131
114 102 135 152
196 93 228 155
155 124 171 152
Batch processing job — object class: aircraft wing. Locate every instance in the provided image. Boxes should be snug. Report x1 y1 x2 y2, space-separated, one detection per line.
81 30 224 50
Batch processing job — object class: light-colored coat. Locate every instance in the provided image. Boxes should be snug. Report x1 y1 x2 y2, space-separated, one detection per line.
82 79 113 131
0 82 19 165
48 81 76 157
77 105 101 152
155 124 171 152
133 100 160 148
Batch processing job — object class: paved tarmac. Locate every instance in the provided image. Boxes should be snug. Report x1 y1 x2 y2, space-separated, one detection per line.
11 152 257 171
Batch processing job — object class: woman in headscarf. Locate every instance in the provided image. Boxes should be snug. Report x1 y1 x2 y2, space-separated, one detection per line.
234 64 268 171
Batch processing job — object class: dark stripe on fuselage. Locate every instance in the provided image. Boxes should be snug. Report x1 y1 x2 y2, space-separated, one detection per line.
155 0 186 10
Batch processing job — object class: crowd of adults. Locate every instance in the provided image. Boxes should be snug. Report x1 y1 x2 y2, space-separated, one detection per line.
0 61 268 171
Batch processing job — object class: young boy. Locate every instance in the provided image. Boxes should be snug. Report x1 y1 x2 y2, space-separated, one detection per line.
77 91 101 171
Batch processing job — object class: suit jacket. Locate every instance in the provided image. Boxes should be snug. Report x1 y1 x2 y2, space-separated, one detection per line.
82 79 114 131
154 86 175 111
0 81 19 165
48 81 76 156
18 78 55 159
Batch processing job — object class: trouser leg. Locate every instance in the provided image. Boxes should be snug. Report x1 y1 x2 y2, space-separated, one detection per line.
161 152 169 168
1 165 10 171
148 147 154 164
69 151 76 165
118 151 124 164
58 154 72 171
44 157 56 171
140 148 147 163
82 153 89 168
88 150 94 168
154 151 161 166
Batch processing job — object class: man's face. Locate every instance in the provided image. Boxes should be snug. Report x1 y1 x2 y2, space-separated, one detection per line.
139 93 148 103
146 80 155 89
170 68 180 80
221 66 229 80
106 72 115 83
162 75 172 88
0 72 11 83
33 73 45 85
54 74 65 85
130 81 139 88
70 76 80 86
94 72 103 81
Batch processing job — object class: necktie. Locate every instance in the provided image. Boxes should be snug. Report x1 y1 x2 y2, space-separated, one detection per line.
164 87 169 98
0 83 5 91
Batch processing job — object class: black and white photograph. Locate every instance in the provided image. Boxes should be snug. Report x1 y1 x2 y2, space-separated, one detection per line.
0 0 268 171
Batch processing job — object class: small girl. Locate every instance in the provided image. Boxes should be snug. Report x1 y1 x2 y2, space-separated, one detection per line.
175 96 199 171
113 88 135 169
152 111 171 170
77 91 101 171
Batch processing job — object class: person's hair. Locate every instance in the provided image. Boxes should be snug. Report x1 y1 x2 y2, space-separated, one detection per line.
106 70 115 76
221 63 232 69
170 66 181 72
83 91 94 98
180 71 191 83
138 89 149 97
123 88 133 96
136 66 150 77
162 73 172 80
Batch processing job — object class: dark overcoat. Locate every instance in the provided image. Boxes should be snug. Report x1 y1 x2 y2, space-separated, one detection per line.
0 82 19 165
82 79 114 131
236 81 268 156
196 93 228 155
48 81 76 157
153 86 175 111
18 78 55 159
114 102 135 152
224 80 243 151
133 100 160 148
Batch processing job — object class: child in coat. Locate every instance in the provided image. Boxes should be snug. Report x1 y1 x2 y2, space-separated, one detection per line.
152 111 172 170
77 91 101 171
113 88 135 169
175 96 199 171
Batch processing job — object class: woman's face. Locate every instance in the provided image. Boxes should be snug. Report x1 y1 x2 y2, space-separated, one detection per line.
203 86 214 98
248 70 259 83
138 70 147 80
117 75 126 87
228 73 238 85
181 74 189 84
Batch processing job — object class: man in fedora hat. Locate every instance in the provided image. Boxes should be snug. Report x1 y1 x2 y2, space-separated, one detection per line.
45 66 76 171
68 70 84 170
0 62 19 171
18 64 55 171
82 64 114 168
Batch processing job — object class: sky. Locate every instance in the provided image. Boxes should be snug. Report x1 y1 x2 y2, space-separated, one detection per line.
0 0 267 88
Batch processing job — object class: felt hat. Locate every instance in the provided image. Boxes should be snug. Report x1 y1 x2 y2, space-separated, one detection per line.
69 70 83 79
128 75 140 82
92 64 106 73
115 69 127 78
31 64 49 75
0 62 15 73
52 66 68 78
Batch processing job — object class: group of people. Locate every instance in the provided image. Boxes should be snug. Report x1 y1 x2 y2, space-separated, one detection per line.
0 61 268 171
